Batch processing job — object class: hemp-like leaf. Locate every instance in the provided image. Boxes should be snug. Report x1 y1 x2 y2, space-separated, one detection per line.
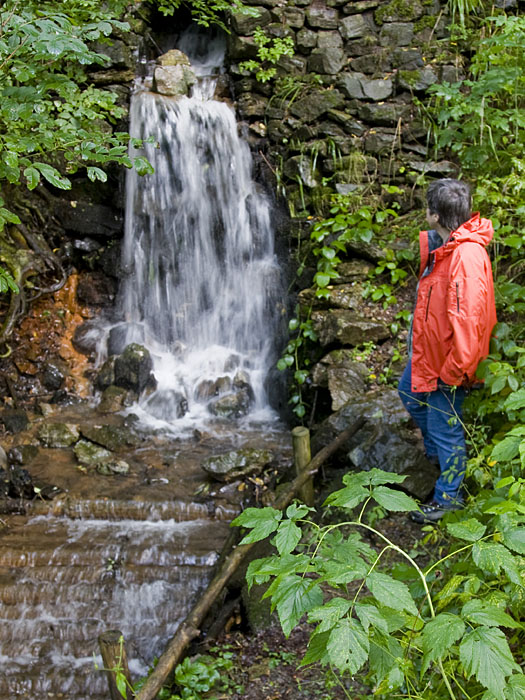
459 627 520 696
326 618 369 674
274 520 302 556
366 572 418 615
273 575 323 637
232 506 281 544
461 599 521 628
420 613 465 672
472 541 522 585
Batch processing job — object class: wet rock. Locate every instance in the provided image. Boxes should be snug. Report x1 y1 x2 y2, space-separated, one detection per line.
96 357 116 391
96 459 130 476
317 30 344 49
311 350 368 409
143 390 188 421
224 354 241 372
272 6 306 28
92 39 133 70
9 466 34 499
50 389 82 407
7 445 39 466
76 271 116 306
351 50 393 74
208 389 253 419
231 6 271 34
38 422 80 448
392 47 424 70
55 200 122 238
311 310 389 346
114 343 153 393
202 448 272 482
227 35 258 61
72 320 104 356
80 424 141 451
0 446 7 469
283 155 319 187
1 409 29 434
343 0 381 13
97 385 135 413
42 362 66 392
0 468 9 498
375 0 424 23
236 93 268 118
312 388 438 499
336 260 374 282
108 322 145 356
74 439 112 467
154 51 196 97
298 283 364 310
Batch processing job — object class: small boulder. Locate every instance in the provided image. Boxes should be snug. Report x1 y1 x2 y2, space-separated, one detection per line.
143 390 188 421
74 439 112 467
202 448 273 482
114 343 153 393
38 422 80 448
1 409 29 434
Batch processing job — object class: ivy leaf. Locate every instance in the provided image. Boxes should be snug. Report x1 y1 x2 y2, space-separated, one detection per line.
459 627 520 696
371 486 419 512
472 541 522 585
326 618 369 674
421 613 465 672
231 507 281 544
273 575 323 637
461 599 521 629
446 518 487 542
308 597 351 632
355 602 389 633
274 520 302 556
366 572 418 615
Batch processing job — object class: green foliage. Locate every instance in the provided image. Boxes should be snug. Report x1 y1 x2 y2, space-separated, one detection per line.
240 27 295 83
234 470 525 699
0 0 150 226
151 0 257 29
134 649 241 699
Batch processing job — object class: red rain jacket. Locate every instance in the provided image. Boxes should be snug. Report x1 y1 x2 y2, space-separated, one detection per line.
411 213 497 392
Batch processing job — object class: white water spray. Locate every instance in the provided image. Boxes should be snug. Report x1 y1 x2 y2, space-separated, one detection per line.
112 34 283 430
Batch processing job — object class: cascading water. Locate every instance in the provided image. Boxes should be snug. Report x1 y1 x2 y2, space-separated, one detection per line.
112 31 284 431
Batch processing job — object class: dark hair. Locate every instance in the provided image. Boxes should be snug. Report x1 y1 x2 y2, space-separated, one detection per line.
426 179 472 232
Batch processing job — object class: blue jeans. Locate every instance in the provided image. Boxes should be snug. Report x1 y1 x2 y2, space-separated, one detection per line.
398 361 467 505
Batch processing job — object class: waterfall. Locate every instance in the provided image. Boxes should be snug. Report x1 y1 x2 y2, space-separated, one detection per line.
111 32 283 431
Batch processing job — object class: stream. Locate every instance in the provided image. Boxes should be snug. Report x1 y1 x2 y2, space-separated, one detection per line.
0 27 288 699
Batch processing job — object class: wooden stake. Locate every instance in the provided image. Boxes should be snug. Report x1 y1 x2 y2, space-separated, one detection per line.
292 426 313 506
136 417 366 700
99 629 134 700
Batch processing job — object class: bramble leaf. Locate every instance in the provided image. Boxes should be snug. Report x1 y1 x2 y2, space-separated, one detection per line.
308 597 351 632
472 541 522 585
355 602 389 633
273 575 323 637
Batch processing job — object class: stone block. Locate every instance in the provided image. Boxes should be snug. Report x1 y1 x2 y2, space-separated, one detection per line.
311 309 389 346
296 27 318 51
379 21 414 46
364 129 401 154
236 93 268 118
317 30 344 48
397 66 438 91
271 6 306 28
358 101 410 125
231 6 271 34
154 64 196 96
351 50 393 73
289 88 345 122
306 3 339 29
342 0 381 13
307 47 346 74
392 47 424 69
340 14 369 39
375 0 424 24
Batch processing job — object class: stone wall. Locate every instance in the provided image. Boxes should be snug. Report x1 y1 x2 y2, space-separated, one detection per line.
227 0 461 214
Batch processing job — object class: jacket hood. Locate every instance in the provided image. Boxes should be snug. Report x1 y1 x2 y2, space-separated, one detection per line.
450 212 494 247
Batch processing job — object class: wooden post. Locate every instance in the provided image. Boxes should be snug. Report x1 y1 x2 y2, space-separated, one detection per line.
98 629 134 700
292 426 314 506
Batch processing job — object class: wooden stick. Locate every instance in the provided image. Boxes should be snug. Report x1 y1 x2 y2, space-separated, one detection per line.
99 629 134 700
136 417 366 700
292 426 313 506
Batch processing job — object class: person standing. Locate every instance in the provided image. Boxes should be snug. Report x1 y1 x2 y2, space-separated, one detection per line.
398 179 497 522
